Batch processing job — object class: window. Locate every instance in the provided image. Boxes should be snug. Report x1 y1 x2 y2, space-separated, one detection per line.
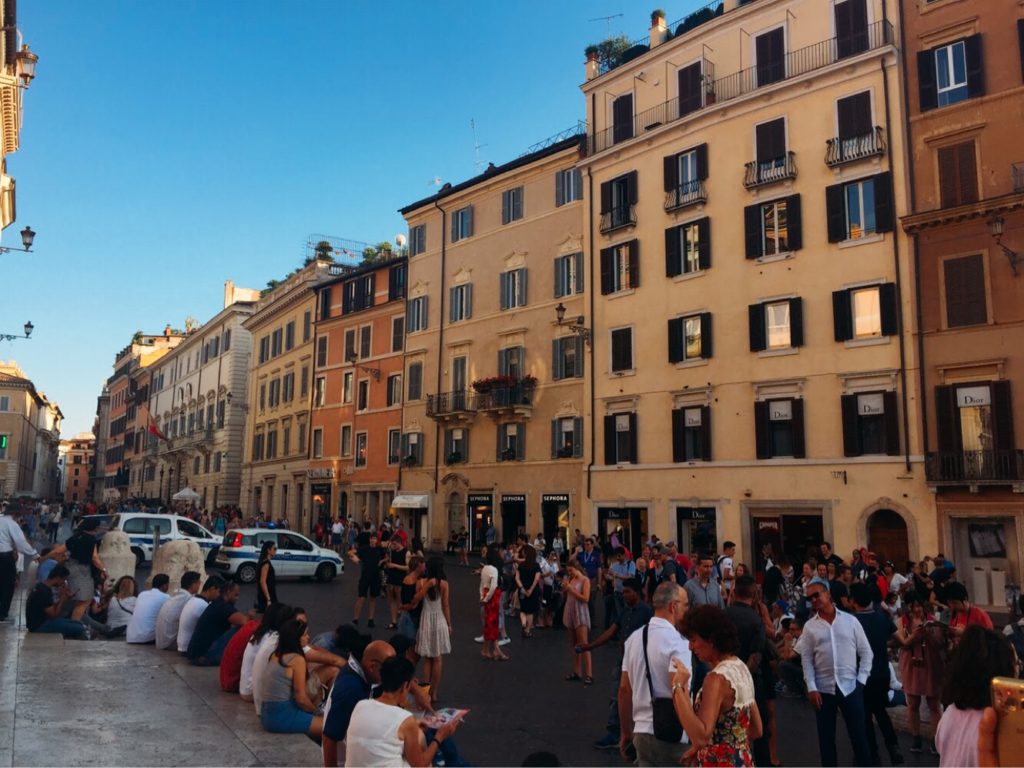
357 380 369 412
283 426 291 456
266 430 278 460
938 142 977 208
444 428 468 464
753 118 788 182
612 92 634 144
342 370 353 402
389 263 407 300
223 329 232 352
499 269 527 310
744 196 802 258
552 336 584 380
600 240 639 294
392 317 404 352
282 372 294 403
935 382 1015 470
253 433 265 461
665 218 710 276
0 434 7 460
316 336 328 367
553 252 583 298
409 224 426 256
319 287 332 320
918 36 983 111
944 255 987 327
833 284 897 341
668 313 713 362
387 374 402 406
826 173 893 241
755 27 785 86
834 0 869 59
388 429 401 464
603 413 637 464
271 328 283 358
610 327 634 373
401 432 423 465
268 378 281 408
343 329 356 362
300 367 309 398
359 325 371 359
749 298 803 351
312 428 323 459
502 186 524 224
343 275 376 313
755 399 805 458
450 283 473 322
407 362 423 401
842 392 899 456
341 425 352 457
214 452 222 472
497 423 526 461
555 168 583 206
297 422 306 453
671 406 712 461
355 432 368 467
664 144 708 209
302 311 311 343
314 376 326 407
216 400 225 428
551 417 583 458
285 321 295 351
835 91 874 152
0 396 8 411
497 346 524 378
600 172 638 232
259 384 266 411
259 336 270 364
677 61 704 117
451 206 473 242
407 296 428 332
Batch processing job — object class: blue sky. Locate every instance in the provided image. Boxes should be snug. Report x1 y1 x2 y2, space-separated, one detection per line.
4 0 708 435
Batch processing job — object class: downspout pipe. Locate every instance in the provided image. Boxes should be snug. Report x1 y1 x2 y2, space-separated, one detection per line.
586 97 597 505
432 199 449 497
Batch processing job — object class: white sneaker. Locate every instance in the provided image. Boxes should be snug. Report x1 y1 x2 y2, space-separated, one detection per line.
499 637 511 646
474 635 484 643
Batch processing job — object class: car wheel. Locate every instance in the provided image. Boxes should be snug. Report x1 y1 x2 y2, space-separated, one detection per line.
315 563 336 583
131 547 145 567
237 562 258 584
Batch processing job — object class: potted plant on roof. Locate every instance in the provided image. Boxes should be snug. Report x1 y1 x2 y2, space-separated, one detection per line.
651 8 666 26
585 44 599 63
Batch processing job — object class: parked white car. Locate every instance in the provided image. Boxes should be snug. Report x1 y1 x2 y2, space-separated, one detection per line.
109 512 221 565
214 528 344 583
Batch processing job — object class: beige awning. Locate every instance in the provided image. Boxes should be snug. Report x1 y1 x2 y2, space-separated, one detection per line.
390 494 429 509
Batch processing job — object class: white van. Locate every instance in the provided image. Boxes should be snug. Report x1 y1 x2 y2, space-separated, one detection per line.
109 512 220 565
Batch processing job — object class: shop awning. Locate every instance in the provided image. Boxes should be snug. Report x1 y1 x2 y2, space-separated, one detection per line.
391 494 429 509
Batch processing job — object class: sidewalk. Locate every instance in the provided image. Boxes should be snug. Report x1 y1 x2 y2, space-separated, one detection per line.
0 589 319 767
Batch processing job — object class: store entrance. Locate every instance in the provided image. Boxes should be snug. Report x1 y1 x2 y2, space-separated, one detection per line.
311 484 332 530
598 507 646 554
868 510 909 569
466 493 493 552
752 513 824 573
676 507 717 558
542 494 570 554
500 495 526 544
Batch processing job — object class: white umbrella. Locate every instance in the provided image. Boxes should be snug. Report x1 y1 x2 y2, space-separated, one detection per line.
171 486 201 503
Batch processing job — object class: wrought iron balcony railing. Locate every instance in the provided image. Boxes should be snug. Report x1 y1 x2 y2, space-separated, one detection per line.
744 151 797 189
426 390 476 418
925 449 1024 484
664 179 707 212
825 127 885 167
599 205 637 234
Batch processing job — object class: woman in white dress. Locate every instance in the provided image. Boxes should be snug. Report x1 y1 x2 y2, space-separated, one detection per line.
415 557 451 704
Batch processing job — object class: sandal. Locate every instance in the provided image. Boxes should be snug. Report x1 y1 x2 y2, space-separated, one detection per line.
565 673 581 681
494 654 510 661
583 676 594 686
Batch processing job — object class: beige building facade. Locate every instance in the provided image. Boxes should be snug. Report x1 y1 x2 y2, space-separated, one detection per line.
0 0 38 235
400 136 588 549
580 0 934 566
0 361 61 499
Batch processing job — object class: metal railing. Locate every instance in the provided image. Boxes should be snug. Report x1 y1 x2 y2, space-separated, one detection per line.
744 151 797 189
477 384 534 411
426 390 475 417
664 179 707 211
599 205 637 234
1013 162 1024 194
925 450 1024 483
825 127 885 167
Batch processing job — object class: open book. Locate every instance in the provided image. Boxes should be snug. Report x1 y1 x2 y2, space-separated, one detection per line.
416 708 470 729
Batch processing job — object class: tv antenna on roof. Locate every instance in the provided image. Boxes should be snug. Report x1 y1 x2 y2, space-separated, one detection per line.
470 118 487 172
589 13 623 36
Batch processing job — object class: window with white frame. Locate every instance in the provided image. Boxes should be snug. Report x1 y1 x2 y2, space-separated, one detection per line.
445 428 468 463
851 286 882 339
407 296 428 332
554 252 583 298
314 376 326 407
762 200 789 256
765 301 792 349
450 283 473 322
452 206 473 242
357 380 369 412
355 432 368 467
409 224 426 256
935 40 968 107
341 424 352 457
845 178 877 239
312 428 324 458
387 374 402 407
498 422 525 461
342 371 353 404
556 168 583 206
501 186 524 224
499 269 528 310
552 416 583 458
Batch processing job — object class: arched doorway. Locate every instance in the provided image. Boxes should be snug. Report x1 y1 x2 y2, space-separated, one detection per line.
868 509 909 569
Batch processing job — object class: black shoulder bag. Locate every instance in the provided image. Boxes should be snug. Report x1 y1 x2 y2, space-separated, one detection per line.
641 623 684 743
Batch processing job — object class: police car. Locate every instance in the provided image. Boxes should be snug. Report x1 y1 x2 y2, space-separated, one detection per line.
214 528 343 584
109 512 221 566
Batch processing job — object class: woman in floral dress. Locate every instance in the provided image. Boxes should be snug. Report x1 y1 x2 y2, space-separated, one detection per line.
671 605 763 767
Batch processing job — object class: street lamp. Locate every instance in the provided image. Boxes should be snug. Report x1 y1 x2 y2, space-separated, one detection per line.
988 216 1021 276
554 302 593 348
345 351 381 381
0 320 33 342
0 226 36 254
15 45 38 87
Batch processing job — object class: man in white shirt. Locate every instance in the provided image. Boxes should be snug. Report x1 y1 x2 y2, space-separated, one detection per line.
1 503 38 622
177 575 224 652
618 581 692 767
154 571 201 649
795 580 873 766
126 574 171 643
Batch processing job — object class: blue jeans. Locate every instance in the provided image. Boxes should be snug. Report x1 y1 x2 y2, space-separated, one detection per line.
425 727 469 767
815 685 871 766
192 626 239 666
33 618 87 639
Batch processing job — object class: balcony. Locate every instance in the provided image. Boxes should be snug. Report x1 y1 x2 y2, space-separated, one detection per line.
744 151 797 189
1013 162 1024 194
600 205 637 234
664 179 707 212
825 127 885 168
476 384 535 419
925 450 1024 488
426 390 476 424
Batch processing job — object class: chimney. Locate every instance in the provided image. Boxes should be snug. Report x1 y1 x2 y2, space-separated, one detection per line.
585 47 599 81
649 9 668 48
163 324 171 338
223 280 235 308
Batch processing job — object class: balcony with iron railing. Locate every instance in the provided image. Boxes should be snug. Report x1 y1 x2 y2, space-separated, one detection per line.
664 179 707 212
744 151 797 189
426 391 476 423
476 383 535 418
600 205 637 234
925 449 1024 486
587 20 894 157
826 127 885 168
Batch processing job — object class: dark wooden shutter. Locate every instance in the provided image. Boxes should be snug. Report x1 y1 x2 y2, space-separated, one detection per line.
697 218 711 270
874 172 894 233
884 391 901 456
744 204 763 259
700 313 713 359
604 415 616 464
552 338 563 380
945 254 987 327
663 154 678 193
837 91 872 140
555 169 565 207
665 226 681 277
678 62 703 117
918 49 938 111
600 247 613 295
957 142 977 205
516 423 526 460
791 399 806 458
749 303 766 352
789 297 804 347
934 385 961 452
573 417 584 457
671 409 685 462
626 171 639 206
755 28 785 85
786 195 803 251
833 289 853 341
755 401 770 459
613 93 634 143
696 143 709 180
1019 20 1024 82
836 0 869 59
553 257 564 298
756 119 785 163
574 252 584 294
938 146 958 208
965 34 985 98
879 282 899 336
841 395 860 456
627 240 640 288
628 413 638 464
600 180 612 214
825 183 847 243
992 381 1016 452
519 268 528 305
501 190 510 225
550 420 559 459
700 406 713 461
668 318 684 363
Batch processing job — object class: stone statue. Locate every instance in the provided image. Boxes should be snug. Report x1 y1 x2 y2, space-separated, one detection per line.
148 539 207 590
98 531 136 590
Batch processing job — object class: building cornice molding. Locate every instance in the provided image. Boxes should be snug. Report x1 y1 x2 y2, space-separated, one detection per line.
902 193 1024 233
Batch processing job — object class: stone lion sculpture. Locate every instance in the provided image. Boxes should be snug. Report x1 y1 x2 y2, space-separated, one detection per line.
98 531 136 590
148 539 207 590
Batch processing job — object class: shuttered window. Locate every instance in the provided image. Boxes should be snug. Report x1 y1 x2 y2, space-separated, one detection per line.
754 399 806 459
749 298 803 351
755 27 785 86
603 413 638 464
600 240 639 294
665 218 710 276
832 283 898 341
943 255 987 328
501 186 524 225
552 336 584 380
677 61 703 117
745 195 801 258
555 168 583 206
551 417 584 459
841 392 900 456
668 313 713 363
918 35 984 111
554 252 584 298
407 362 423 401
825 172 894 242
671 406 712 462
937 142 977 208
451 206 473 242
837 91 872 140
499 269 528 309
834 0 869 59
612 93 634 144
610 328 633 372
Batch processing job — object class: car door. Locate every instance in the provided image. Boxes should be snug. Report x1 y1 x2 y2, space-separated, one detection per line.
177 518 218 559
145 517 172 559
278 532 315 576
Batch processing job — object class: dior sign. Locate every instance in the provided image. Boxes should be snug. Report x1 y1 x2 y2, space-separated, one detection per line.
858 393 884 416
957 386 991 408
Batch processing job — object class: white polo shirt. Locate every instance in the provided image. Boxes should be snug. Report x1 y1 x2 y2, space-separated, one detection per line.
621 615 692 741
126 588 170 644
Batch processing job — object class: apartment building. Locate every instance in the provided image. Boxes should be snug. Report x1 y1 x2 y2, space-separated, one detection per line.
308 257 407 535
579 0 932 565
0 0 38 235
900 0 1024 609
399 135 587 549
0 361 61 498
59 432 94 503
240 260 332 529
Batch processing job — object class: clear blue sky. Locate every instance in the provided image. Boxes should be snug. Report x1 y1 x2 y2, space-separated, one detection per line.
4 0 708 435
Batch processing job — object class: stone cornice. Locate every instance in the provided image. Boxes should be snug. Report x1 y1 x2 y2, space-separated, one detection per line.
901 192 1024 233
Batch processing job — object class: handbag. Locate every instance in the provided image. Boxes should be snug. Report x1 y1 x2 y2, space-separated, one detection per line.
642 624 684 743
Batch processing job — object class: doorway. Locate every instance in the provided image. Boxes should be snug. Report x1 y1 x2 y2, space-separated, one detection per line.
867 510 909 569
542 494 571 553
676 507 717 558
752 512 824 572
466 493 493 552
598 507 646 554
500 495 526 544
